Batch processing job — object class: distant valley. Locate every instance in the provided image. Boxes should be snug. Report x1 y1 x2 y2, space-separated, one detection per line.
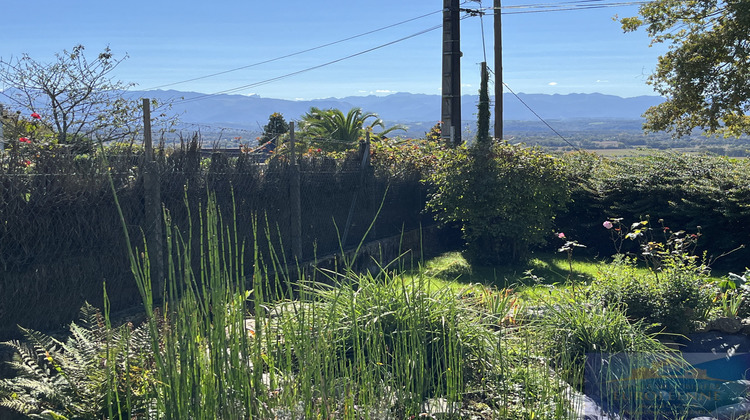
128 90 665 140
8 88 749 154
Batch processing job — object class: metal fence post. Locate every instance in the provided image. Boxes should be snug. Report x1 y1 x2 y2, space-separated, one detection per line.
0 104 5 152
142 99 164 300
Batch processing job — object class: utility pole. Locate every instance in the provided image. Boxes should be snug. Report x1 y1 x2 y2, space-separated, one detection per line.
441 0 462 146
494 0 503 141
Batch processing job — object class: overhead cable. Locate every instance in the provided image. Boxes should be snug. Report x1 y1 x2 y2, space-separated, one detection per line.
143 9 444 91
173 20 464 104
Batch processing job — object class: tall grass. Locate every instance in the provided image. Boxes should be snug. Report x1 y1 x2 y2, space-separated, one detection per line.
112 191 507 418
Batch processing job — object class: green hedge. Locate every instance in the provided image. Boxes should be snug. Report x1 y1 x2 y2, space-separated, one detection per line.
557 151 750 268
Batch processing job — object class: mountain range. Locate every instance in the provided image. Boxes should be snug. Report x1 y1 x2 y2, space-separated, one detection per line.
129 90 664 138
2 87 665 139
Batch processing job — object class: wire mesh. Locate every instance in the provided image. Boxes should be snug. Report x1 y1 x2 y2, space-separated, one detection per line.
0 140 429 338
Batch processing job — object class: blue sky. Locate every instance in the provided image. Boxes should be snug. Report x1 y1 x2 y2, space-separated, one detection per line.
2 0 667 100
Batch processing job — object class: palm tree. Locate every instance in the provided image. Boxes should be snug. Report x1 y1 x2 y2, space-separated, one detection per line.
300 107 404 152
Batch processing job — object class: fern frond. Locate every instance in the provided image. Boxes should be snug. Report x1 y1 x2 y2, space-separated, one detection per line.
0 396 38 415
3 340 54 383
31 409 71 420
3 304 160 418
76 302 106 339
19 327 65 369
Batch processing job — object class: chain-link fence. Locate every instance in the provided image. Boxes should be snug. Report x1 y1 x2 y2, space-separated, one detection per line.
0 137 433 338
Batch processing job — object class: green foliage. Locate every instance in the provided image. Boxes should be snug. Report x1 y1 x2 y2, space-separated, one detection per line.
476 63 491 145
0 135 428 337
299 107 404 152
590 218 714 333
427 142 570 264
556 151 750 267
622 0 750 137
424 122 442 142
711 268 750 318
534 288 670 368
284 272 499 411
259 112 289 144
369 137 444 180
0 303 155 419
591 254 713 334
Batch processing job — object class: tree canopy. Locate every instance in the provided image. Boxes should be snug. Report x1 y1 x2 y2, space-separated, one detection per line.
0 45 175 153
299 107 404 152
623 0 750 137
259 112 289 145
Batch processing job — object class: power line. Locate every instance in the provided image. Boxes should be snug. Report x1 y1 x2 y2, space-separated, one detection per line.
145 0 637 94
139 0 647 110
174 20 463 105
143 9 444 91
493 0 647 14
144 0 642 99
502 81 581 151
477 1 489 63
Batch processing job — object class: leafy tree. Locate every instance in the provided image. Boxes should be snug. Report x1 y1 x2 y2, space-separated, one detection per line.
259 112 289 144
299 107 404 152
427 142 569 264
0 45 174 153
622 0 750 137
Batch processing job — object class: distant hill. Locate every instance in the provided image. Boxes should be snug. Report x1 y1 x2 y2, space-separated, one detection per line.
2 88 665 140
124 90 664 138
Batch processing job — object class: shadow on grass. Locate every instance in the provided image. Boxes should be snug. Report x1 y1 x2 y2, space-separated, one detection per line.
418 250 599 290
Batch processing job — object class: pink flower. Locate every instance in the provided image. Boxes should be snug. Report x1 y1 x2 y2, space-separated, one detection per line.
557 232 565 239
23 160 32 166
30 112 41 119
603 220 613 229
19 137 31 143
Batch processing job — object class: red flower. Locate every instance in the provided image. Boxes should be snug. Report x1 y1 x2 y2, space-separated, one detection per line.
19 137 31 143
316 148 322 153
30 112 41 119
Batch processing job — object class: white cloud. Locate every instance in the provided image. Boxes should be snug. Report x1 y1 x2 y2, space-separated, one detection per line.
548 82 558 86
596 80 610 83
375 89 394 94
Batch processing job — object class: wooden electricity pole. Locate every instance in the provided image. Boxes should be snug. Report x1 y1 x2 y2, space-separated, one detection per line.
441 0 462 146
494 0 503 141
